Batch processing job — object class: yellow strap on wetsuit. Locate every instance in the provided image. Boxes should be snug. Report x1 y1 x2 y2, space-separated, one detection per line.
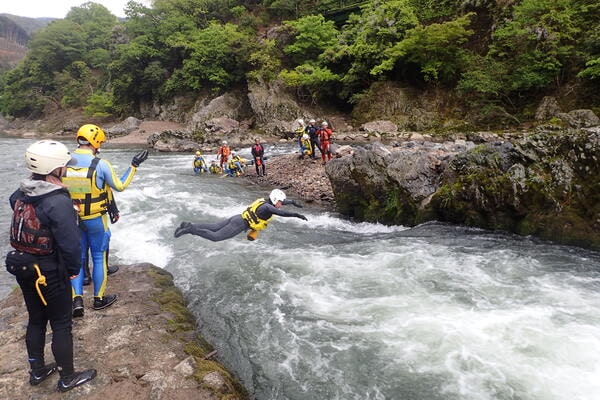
32 264 48 306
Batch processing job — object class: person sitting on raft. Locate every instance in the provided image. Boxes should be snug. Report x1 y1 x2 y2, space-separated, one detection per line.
173 189 307 241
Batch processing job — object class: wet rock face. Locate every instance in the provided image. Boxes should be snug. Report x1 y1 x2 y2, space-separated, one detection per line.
0 264 248 400
327 140 469 225
327 130 600 250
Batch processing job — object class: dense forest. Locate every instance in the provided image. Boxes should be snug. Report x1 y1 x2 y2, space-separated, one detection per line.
0 0 599 129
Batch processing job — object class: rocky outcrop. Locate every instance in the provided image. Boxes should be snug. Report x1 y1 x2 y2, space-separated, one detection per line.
326 140 472 224
327 129 600 250
247 81 308 136
245 153 335 206
0 264 247 400
534 96 562 121
106 116 142 138
189 92 251 132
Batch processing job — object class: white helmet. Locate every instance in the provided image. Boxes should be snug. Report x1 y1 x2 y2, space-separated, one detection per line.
321 121 328 127
25 140 74 175
302 134 309 139
297 118 304 125
269 189 286 204
222 140 228 145
309 119 316 123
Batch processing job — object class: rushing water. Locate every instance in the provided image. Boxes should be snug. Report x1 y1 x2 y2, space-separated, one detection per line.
1 135 599 400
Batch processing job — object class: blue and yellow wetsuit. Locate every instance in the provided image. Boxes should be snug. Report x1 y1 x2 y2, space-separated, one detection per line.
63 148 137 299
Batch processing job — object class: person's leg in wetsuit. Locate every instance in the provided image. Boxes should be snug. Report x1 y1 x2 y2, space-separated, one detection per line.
174 215 249 241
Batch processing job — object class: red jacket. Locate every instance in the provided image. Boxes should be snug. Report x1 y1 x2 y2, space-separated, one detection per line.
318 128 333 143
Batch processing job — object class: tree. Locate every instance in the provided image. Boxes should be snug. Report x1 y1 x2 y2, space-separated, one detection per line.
28 20 87 72
488 0 581 91
283 14 338 65
372 13 474 84
165 22 251 93
333 0 419 97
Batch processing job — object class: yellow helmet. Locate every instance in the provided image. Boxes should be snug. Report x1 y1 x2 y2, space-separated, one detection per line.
195 151 201 156
76 124 106 149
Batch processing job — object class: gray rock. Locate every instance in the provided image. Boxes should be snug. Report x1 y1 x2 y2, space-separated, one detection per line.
534 96 562 121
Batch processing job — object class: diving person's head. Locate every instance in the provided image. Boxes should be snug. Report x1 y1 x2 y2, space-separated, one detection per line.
269 189 286 207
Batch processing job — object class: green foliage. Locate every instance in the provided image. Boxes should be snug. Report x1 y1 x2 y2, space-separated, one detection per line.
165 22 251 93
28 20 87 72
0 62 50 116
247 39 282 83
489 0 580 90
578 57 600 80
283 15 338 65
1 0 598 124
83 90 115 117
407 0 462 22
373 13 474 83
578 17 600 82
66 2 117 51
334 0 418 97
55 61 92 108
279 63 339 101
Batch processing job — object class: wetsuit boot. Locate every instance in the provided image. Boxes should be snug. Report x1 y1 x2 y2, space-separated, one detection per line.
72 296 84 318
57 369 97 392
107 265 119 275
93 294 118 310
174 222 192 238
29 360 57 386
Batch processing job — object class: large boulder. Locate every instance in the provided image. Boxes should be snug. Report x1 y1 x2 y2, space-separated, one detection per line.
558 109 600 128
327 140 469 224
327 130 600 250
247 80 306 136
534 96 562 121
188 92 250 132
106 116 142 138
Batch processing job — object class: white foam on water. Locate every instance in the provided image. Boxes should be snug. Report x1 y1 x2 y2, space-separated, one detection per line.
245 242 600 400
6 144 592 400
306 212 409 234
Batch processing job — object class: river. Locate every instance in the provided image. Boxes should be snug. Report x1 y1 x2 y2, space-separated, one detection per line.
1 136 599 400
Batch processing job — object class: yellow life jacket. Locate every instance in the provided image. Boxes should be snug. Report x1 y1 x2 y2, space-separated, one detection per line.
193 157 204 168
241 198 272 231
63 158 109 220
301 138 312 155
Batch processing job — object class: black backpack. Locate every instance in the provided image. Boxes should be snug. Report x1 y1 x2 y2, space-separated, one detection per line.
10 197 54 255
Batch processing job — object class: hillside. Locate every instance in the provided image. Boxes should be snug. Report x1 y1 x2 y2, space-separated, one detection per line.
0 14 52 71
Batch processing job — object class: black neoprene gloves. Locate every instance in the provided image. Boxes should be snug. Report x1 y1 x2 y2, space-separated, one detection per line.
131 150 149 167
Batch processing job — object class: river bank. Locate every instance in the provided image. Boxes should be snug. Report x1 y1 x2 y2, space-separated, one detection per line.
0 264 247 400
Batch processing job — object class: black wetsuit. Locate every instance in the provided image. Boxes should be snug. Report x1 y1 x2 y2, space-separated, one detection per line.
251 143 266 176
175 200 306 241
9 181 81 378
305 125 321 158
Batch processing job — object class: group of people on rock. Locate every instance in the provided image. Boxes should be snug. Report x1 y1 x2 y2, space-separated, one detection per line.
7 124 147 392
295 118 334 163
7 120 313 394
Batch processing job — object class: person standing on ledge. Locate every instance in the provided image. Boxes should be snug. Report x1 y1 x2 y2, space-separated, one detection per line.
7 140 96 392
173 189 307 241
62 124 148 318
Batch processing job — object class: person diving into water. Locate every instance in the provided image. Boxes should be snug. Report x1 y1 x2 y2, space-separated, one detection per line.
173 189 308 241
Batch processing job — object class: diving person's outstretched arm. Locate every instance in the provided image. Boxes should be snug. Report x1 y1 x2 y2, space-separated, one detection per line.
257 203 308 221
